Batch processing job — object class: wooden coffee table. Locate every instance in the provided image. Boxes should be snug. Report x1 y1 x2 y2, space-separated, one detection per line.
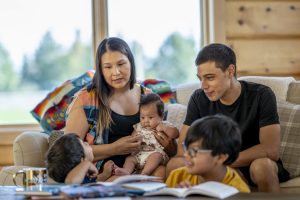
134 192 300 199
1 186 299 199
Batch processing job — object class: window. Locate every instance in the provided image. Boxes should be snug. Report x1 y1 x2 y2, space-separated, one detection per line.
107 0 202 86
0 0 92 124
0 0 205 125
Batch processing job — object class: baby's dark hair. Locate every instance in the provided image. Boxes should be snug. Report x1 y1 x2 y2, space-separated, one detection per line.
185 114 241 165
140 93 164 117
46 133 85 183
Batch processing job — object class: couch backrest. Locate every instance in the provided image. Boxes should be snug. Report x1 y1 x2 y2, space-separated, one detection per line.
175 76 300 105
287 81 300 104
238 76 295 102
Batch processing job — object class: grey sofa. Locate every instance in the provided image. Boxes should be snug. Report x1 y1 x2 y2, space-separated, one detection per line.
1 76 300 193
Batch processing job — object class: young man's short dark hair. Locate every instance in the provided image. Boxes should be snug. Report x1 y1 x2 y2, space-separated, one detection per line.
185 114 241 165
195 43 237 77
140 93 164 117
46 133 85 183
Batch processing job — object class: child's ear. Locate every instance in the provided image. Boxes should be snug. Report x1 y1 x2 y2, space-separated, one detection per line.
217 154 229 165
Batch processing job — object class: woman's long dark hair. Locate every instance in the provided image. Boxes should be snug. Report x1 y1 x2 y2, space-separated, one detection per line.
89 37 136 137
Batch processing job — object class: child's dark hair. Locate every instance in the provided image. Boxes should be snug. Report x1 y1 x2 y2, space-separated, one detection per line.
195 43 237 77
140 93 164 117
46 133 85 183
185 114 241 165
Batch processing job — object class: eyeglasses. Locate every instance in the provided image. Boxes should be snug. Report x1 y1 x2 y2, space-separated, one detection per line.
182 142 212 158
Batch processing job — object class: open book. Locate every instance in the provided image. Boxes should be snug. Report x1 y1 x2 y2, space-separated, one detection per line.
144 181 239 199
96 174 161 186
90 175 164 195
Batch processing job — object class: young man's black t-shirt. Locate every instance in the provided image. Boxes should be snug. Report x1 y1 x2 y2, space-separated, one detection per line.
184 80 279 151
184 80 290 184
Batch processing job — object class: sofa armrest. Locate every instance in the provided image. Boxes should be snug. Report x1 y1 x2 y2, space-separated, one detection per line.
13 131 49 167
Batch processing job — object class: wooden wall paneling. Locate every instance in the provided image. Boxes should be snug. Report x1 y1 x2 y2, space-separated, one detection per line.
226 1 300 38
227 39 300 76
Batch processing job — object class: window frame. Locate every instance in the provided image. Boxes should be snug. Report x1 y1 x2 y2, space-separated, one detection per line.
0 0 220 132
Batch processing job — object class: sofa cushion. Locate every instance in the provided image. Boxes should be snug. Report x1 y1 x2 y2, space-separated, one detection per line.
166 103 187 131
277 101 300 178
238 76 295 101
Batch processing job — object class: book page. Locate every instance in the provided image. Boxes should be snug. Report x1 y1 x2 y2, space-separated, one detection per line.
122 182 166 192
97 175 160 186
188 181 239 199
144 181 239 199
144 188 188 197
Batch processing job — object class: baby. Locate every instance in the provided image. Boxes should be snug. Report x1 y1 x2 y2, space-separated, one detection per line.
46 133 114 184
115 93 179 176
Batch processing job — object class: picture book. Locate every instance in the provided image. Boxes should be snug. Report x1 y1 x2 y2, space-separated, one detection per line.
96 174 161 186
144 181 239 199
60 184 127 199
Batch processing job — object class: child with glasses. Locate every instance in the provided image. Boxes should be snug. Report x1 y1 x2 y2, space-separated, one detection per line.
115 93 179 176
165 114 250 193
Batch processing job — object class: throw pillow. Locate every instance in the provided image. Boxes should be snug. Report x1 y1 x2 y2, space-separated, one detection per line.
277 101 300 178
31 70 95 134
141 79 176 105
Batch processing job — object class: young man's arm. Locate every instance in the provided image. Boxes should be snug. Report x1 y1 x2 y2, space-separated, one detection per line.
231 124 280 168
176 125 190 156
165 125 189 177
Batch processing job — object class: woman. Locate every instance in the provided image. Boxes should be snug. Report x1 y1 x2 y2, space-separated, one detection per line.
64 37 176 180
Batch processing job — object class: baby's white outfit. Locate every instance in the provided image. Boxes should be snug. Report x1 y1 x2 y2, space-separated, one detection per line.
133 122 168 169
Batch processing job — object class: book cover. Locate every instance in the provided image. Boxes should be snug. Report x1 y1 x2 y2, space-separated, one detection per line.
144 181 239 199
60 185 127 199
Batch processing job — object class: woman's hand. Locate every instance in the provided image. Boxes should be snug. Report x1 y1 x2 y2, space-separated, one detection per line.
154 130 177 157
112 134 142 155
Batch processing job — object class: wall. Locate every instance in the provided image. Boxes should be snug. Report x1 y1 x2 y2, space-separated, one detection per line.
215 0 300 80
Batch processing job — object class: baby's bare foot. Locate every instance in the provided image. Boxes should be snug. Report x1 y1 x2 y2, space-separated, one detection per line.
114 167 130 176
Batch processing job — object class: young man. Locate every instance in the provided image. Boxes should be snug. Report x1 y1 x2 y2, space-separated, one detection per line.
166 43 290 192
